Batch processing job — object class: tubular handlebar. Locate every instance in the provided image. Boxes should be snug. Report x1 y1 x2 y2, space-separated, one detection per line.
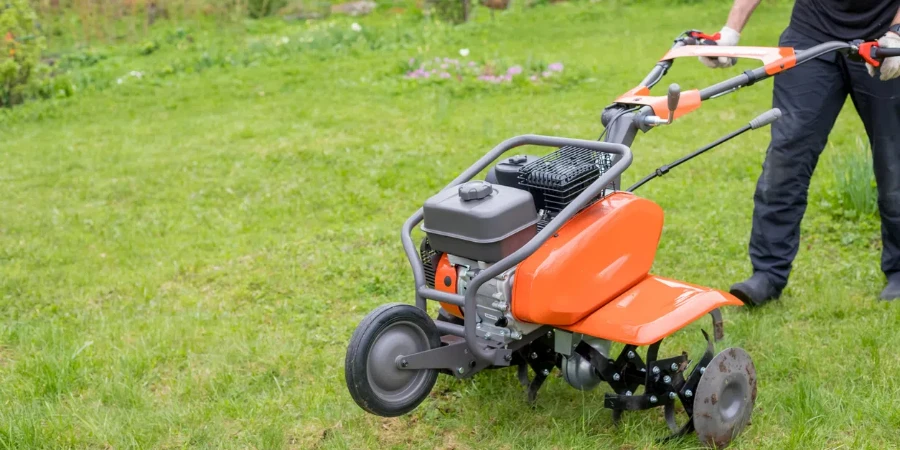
873 47 900 59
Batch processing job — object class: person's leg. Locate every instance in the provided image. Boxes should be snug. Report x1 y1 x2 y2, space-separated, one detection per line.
844 55 900 299
734 28 848 305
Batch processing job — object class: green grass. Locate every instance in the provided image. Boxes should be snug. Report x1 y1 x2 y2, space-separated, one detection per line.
1 1 898 448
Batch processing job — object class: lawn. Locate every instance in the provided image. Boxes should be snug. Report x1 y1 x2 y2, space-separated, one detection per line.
1 1 899 448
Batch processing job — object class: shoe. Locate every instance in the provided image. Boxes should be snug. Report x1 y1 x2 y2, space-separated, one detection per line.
880 274 900 301
730 272 783 307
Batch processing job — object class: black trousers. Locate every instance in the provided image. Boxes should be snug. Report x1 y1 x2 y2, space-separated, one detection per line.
750 27 900 287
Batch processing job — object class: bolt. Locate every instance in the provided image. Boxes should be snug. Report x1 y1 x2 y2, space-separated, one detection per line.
510 331 522 340
546 331 553 339
457 367 465 374
685 389 693 398
612 373 621 381
649 395 658 404
504 354 512 362
671 363 679 371
700 367 706 375
476 323 482 329
485 332 492 339
669 392 677 400
400 359 408 368
651 366 660 374
530 352 538 360
663 375 672 384
625 390 632 396
541 369 550 376
627 351 636 359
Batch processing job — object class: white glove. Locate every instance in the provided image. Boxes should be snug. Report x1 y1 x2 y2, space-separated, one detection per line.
867 32 900 81
699 26 740 69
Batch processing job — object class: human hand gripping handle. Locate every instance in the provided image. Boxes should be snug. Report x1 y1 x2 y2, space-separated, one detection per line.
867 32 900 80
699 26 740 68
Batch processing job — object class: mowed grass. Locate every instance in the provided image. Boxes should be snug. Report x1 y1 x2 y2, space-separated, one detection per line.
2 1 899 448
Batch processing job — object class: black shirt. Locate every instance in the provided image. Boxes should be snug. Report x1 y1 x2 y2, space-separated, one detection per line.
790 0 900 42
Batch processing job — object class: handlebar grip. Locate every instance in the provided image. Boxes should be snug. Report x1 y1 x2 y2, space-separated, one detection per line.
749 108 782 130
701 39 738 66
873 47 900 59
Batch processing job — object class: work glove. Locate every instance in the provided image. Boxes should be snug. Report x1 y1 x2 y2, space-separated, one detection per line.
699 26 740 69
867 32 900 81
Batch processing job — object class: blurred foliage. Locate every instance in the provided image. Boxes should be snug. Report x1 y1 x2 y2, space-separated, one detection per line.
1 0 47 106
823 137 879 221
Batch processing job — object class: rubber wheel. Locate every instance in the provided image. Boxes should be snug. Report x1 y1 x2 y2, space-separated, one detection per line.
693 347 757 449
345 303 441 417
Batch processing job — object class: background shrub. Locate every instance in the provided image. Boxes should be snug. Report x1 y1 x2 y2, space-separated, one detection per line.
0 0 46 107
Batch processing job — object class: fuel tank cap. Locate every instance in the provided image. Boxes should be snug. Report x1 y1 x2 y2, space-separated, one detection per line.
458 181 493 201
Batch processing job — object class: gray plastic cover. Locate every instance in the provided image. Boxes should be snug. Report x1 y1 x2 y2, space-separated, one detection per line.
421 183 539 244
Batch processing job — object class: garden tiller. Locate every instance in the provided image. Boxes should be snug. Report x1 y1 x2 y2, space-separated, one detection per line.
345 32 900 448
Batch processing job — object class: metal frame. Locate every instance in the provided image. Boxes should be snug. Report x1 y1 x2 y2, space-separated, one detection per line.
400 135 633 365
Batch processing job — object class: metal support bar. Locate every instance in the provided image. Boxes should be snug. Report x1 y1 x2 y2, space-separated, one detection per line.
397 340 490 379
418 287 464 306
709 308 724 341
435 320 465 337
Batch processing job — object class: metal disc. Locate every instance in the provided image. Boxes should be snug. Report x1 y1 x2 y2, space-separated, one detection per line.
693 347 757 449
366 320 432 403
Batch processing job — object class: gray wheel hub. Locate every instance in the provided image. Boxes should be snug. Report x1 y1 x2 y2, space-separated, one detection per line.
366 321 431 403
694 347 757 449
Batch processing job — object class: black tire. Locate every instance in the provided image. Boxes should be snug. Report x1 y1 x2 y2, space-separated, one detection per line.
345 303 441 417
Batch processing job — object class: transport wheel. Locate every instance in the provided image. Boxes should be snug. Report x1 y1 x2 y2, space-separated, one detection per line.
693 347 757 449
345 303 441 417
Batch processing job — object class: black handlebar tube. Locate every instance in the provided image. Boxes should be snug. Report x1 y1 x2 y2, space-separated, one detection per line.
401 135 633 365
699 41 852 100
873 47 900 59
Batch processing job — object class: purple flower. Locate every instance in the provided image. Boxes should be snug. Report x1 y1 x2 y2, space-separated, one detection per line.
501 74 512 81
468 61 477 67
441 64 448 69
440 72 451 79
530 75 538 82
542 71 552 78
478 75 501 83
548 62 564 72
507 65 523 76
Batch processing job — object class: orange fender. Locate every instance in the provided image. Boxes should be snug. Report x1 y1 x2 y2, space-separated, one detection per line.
562 275 743 346
512 192 664 326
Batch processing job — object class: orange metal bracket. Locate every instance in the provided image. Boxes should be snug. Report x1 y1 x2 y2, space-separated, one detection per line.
562 275 743 346
615 89 702 121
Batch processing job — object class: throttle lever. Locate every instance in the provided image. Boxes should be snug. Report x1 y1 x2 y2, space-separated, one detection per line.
666 83 681 124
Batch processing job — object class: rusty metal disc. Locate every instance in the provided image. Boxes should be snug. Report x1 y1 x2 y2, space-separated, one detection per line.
693 347 757 449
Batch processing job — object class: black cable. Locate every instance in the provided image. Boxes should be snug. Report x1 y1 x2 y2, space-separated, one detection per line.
597 106 640 141
626 124 751 192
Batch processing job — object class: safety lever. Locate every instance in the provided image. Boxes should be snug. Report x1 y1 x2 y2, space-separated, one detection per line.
628 108 782 191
